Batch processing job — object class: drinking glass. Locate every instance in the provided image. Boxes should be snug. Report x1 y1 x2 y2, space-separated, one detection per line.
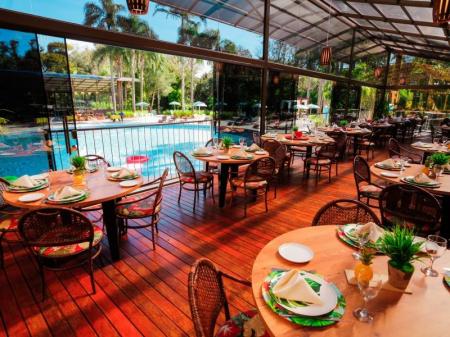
239 137 246 149
352 223 370 260
353 277 383 322
421 235 447 277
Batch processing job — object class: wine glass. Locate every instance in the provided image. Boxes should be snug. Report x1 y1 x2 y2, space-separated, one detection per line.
239 137 246 149
353 277 383 322
421 235 447 277
352 223 370 260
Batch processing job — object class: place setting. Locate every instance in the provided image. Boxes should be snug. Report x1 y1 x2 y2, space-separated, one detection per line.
400 172 441 188
191 146 214 157
7 174 49 193
46 185 89 204
107 167 140 182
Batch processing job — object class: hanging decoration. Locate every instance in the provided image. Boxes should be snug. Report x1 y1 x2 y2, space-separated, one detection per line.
126 0 150 15
374 67 383 79
433 0 450 23
320 0 333 66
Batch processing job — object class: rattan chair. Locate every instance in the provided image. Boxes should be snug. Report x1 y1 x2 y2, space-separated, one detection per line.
188 258 268 337
379 183 442 237
312 199 381 226
388 138 422 164
18 207 102 299
116 168 168 250
304 144 336 183
230 157 276 217
357 131 377 161
353 156 386 208
173 151 214 212
204 138 221 174
262 139 291 175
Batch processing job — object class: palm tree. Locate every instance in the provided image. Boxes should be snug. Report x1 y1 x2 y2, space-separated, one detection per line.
84 0 125 113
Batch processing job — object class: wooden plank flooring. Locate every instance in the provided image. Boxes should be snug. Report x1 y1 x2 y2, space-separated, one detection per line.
1 148 397 336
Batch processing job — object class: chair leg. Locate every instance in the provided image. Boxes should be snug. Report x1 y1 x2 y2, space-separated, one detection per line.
89 259 96 294
193 184 197 212
203 183 207 197
210 180 215 204
151 222 156 250
265 187 269 213
177 183 182 203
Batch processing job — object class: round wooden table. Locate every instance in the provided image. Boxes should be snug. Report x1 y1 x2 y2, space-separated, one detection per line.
2 170 143 260
261 133 335 157
252 226 450 337
318 128 370 156
193 147 268 207
371 162 450 241
410 142 450 164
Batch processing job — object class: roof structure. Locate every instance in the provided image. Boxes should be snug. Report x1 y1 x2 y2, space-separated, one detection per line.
154 0 450 61
43 73 137 92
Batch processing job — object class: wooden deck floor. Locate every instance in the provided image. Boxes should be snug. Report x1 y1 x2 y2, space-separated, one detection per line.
1 149 392 337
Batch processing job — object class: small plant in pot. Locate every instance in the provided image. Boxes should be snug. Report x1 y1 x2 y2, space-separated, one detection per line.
70 155 87 186
221 136 233 153
292 126 302 139
339 119 349 129
430 152 449 177
378 225 423 289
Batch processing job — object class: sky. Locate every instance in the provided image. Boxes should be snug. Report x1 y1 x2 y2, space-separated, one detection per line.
0 0 263 58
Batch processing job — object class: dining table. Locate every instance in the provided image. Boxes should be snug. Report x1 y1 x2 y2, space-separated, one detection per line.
193 147 268 208
410 142 450 163
370 163 450 241
2 169 143 260
252 225 450 337
318 127 371 156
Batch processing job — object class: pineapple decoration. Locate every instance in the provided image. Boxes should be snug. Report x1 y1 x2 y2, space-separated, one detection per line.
354 247 375 284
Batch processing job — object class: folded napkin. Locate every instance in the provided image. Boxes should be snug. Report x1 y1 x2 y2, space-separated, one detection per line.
116 168 136 178
54 186 83 200
11 175 38 188
354 222 385 242
193 147 209 155
414 172 434 184
412 141 424 147
379 158 396 168
247 143 261 151
233 150 250 158
272 270 323 305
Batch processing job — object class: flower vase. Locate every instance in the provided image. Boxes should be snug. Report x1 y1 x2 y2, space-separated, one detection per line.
432 164 444 178
388 262 413 290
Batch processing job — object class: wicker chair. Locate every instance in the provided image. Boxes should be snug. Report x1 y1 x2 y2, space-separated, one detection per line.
304 144 336 183
116 168 168 250
379 183 442 237
312 199 381 226
252 132 262 147
353 156 386 208
204 138 221 174
0 178 24 268
173 151 214 212
357 131 377 161
262 139 291 175
230 157 276 217
430 124 442 143
387 138 422 164
18 207 102 299
188 258 268 337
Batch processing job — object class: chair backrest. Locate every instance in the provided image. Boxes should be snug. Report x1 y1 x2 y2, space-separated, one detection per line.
18 207 95 250
312 199 381 226
173 151 196 177
152 168 169 214
330 132 347 158
244 157 276 183
84 154 111 167
262 139 285 168
252 132 261 146
378 183 442 236
387 138 401 158
353 155 371 187
188 258 228 337
0 177 10 210
205 138 221 147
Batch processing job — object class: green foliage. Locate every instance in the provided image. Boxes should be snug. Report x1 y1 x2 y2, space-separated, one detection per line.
309 114 326 127
292 125 299 132
430 152 449 166
379 225 423 273
222 136 233 149
339 119 349 127
70 156 86 171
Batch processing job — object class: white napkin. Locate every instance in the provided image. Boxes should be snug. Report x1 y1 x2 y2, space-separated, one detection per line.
272 270 323 305
54 186 82 200
11 175 37 188
193 147 209 155
116 168 136 178
414 173 434 184
233 150 249 158
355 222 385 242
248 143 261 151
412 141 424 147
379 158 396 168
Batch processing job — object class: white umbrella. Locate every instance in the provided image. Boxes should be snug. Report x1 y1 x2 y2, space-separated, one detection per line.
136 102 149 107
169 101 181 106
307 104 320 109
193 101 207 108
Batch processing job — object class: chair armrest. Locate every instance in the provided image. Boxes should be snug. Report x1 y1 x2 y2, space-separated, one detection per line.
116 190 158 206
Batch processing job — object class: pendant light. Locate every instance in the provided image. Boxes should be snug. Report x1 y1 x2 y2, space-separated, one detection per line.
320 1 333 66
126 0 150 15
433 0 450 23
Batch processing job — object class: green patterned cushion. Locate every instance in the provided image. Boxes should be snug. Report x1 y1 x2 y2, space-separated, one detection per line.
215 309 268 337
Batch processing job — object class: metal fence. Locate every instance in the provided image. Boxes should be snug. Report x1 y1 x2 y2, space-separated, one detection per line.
52 120 213 180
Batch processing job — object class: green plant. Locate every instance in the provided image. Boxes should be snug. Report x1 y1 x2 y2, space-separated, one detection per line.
379 225 423 273
222 136 233 149
430 152 449 166
339 119 349 127
70 155 86 172
292 125 299 132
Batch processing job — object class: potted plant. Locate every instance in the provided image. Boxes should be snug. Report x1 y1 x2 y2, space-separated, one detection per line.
379 225 423 289
339 119 349 130
292 126 302 139
430 152 449 177
70 155 87 186
221 136 233 153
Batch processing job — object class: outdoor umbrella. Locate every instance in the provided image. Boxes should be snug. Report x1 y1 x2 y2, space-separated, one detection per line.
193 101 207 108
169 101 181 106
136 102 149 107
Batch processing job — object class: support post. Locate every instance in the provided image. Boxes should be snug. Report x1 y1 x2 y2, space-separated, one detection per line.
346 29 356 113
260 0 271 136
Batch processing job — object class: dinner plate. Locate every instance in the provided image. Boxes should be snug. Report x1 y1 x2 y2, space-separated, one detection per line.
119 180 138 187
18 193 45 203
342 223 360 241
47 190 87 204
192 152 213 157
107 167 122 172
270 271 338 317
381 171 400 178
401 176 440 188
278 243 314 263
216 155 230 160
375 163 400 171
109 173 140 181
255 150 267 155
7 180 48 193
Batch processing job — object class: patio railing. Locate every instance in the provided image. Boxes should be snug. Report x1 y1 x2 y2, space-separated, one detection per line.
52 120 213 180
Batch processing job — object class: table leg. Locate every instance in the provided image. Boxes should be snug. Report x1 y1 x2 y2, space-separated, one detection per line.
440 196 450 246
305 146 313 178
219 164 230 208
102 200 120 261
353 136 359 156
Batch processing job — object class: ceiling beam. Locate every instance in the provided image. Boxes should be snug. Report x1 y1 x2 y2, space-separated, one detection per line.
343 0 432 8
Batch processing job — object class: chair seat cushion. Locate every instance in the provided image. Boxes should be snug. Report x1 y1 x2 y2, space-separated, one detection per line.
180 171 213 183
116 194 158 218
231 177 267 189
307 158 331 165
215 309 269 337
0 214 19 231
360 184 382 197
34 225 103 258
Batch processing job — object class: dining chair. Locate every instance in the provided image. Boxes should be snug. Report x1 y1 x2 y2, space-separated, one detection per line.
84 154 111 168
115 168 168 250
387 138 422 164
379 183 442 237
204 138 221 174
18 207 102 299
353 156 386 208
230 157 276 217
262 139 291 175
312 199 381 226
173 151 214 212
304 145 335 183
252 132 262 147
430 124 442 143
188 258 269 337
0 177 24 268
357 131 377 161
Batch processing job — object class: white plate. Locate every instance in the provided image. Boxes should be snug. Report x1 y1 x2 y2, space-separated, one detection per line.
18 193 45 203
255 150 267 155
107 167 122 172
216 155 230 160
119 180 138 187
342 223 359 241
271 271 338 316
278 242 314 263
381 172 400 178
